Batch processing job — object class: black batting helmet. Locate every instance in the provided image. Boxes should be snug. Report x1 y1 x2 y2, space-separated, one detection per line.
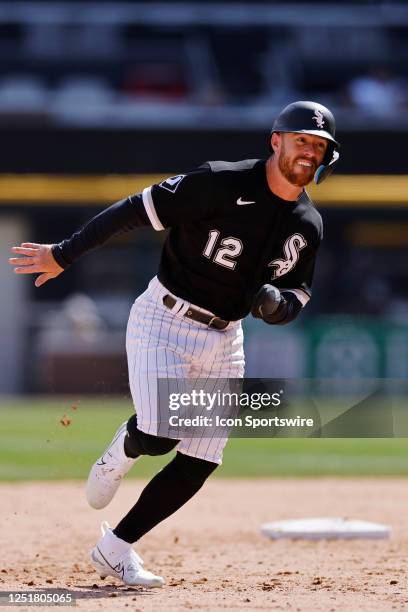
271 100 340 184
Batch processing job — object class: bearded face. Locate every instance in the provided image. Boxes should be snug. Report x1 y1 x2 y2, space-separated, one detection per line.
276 133 327 187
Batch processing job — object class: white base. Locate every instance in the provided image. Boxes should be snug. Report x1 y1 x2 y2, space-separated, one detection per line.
261 517 391 540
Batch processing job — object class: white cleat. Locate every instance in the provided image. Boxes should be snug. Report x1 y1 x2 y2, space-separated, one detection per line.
90 522 164 588
86 422 137 509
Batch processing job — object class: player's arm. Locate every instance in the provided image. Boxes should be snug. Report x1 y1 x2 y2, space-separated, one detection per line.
51 194 150 268
9 166 214 287
50 164 213 266
9 194 150 286
251 284 305 326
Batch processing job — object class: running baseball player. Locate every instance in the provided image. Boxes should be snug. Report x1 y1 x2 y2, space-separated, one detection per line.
9 101 340 588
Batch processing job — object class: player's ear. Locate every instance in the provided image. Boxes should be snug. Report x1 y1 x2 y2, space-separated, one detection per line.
270 132 281 154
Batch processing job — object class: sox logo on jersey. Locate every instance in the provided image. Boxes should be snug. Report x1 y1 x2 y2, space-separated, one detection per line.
268 233 307 279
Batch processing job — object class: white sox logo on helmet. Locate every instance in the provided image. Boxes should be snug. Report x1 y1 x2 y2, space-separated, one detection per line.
268 233 307 279
312 108 325 129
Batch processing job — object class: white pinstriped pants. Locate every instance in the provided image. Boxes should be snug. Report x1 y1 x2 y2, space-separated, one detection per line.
126 276 245 464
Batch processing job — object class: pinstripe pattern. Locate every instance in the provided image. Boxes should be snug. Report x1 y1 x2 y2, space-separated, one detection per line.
126 276 245 464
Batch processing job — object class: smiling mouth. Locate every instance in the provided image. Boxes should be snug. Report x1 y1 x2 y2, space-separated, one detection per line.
296 159 314 170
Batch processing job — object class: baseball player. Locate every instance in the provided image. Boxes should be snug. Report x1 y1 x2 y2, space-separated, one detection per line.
9 101 340 588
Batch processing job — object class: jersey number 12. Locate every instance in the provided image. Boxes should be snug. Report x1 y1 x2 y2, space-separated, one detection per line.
203 230 243 270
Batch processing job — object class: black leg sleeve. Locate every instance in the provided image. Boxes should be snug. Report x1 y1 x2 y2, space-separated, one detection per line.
113 452 218 543
124 414 179 458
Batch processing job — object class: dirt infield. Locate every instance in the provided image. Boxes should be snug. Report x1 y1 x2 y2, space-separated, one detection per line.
0 479 407 611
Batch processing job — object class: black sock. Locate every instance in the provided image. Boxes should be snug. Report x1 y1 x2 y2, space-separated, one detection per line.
113 452 217 543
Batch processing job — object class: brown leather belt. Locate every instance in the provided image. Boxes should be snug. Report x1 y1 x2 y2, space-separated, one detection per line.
163 295 230 330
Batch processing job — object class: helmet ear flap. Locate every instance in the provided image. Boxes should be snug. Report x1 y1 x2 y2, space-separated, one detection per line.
322 140 336 166
314 149 339 184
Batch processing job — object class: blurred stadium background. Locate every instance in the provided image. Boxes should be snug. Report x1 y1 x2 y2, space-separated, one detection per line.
1 0 407 478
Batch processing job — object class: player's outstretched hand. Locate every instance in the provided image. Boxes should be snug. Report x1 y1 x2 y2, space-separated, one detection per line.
9 243 64 287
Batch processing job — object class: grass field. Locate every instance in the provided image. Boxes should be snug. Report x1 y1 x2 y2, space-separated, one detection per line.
1 397 408 480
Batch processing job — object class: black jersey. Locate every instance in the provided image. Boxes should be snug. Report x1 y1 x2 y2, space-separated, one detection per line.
144 159 322 320
53 158 322 321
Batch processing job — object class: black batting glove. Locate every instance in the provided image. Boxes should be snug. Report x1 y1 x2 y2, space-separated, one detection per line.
251 284 303 325
251 284 286 322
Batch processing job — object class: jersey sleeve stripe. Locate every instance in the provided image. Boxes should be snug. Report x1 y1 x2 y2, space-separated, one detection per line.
283 288 310 306
142 186 165 231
